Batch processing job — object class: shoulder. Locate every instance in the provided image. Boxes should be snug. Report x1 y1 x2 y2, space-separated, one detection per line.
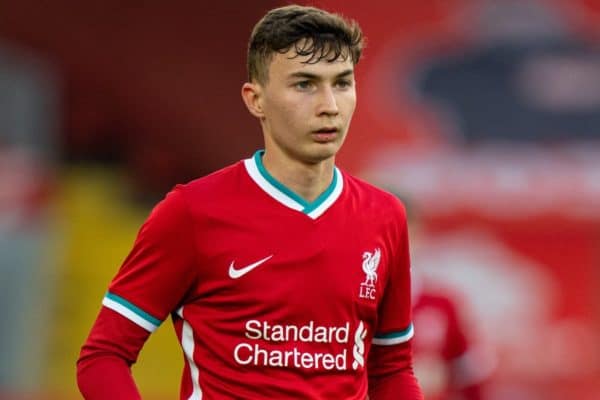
177 160 245 197
341 170 407 217
415 292 456 311
413 289 468 326
162 160 250 211
148 160 245 221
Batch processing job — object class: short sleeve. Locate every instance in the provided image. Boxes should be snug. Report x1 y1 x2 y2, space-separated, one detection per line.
372 199 414 346
101 186 198 333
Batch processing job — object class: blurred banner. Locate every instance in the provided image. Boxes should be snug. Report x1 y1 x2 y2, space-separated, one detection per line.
316 0 600 399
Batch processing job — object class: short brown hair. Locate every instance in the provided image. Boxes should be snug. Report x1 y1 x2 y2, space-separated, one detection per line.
247 5 364 84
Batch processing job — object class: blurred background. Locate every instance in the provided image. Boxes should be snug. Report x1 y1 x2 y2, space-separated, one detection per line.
0 0 599 399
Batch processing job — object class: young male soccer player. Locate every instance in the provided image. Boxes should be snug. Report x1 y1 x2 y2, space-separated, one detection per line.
77 5 423 399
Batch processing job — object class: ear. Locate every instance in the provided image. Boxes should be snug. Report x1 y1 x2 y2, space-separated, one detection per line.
241 82 265 119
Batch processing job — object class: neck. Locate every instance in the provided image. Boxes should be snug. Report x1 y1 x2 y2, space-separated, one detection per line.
261 150 335 203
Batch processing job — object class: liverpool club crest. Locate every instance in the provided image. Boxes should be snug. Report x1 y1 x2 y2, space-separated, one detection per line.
359 248 380 300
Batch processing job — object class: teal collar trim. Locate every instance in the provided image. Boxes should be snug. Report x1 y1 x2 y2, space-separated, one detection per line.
244 150 344 219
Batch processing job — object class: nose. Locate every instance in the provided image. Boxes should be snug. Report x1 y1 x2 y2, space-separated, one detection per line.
316 85 339 116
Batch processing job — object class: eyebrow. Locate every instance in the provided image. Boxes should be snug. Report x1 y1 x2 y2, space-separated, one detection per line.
288 69 355 80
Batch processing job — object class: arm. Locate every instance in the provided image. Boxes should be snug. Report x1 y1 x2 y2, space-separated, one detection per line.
367 341 423 400
368 197 423 400
77 308 150 399
76 186 198 398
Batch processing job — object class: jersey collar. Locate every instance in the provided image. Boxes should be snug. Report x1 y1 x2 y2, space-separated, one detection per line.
244 150 344 219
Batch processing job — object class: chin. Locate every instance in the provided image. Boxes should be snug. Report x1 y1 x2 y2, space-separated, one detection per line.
304 145 339 164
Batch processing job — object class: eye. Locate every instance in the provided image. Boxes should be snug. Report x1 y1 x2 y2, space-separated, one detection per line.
294 80 314 90
335 79 353 89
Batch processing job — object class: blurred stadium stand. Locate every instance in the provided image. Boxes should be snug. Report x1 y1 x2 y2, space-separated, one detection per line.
0 40 58 395
0 1 277 398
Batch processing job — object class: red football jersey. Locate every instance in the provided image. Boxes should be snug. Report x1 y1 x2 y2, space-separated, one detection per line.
412 290 483 400
101 151 414 399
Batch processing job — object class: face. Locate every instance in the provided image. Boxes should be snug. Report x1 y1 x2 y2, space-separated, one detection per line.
243 47 357 166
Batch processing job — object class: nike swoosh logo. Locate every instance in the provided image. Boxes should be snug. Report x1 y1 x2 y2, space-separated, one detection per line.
228 255 273 279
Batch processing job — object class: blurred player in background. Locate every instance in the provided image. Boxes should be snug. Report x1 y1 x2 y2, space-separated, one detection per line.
412 280 486 400
77 5 423 399
403 197 488 400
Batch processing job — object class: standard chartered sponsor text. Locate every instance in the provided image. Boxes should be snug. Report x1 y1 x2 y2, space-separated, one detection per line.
245 320 349 343
234 343 348 369
234 320 353 370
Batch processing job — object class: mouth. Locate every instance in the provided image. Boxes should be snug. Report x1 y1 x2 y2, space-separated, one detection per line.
312 127 339 142
315 127 338 134
313 126 339 143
